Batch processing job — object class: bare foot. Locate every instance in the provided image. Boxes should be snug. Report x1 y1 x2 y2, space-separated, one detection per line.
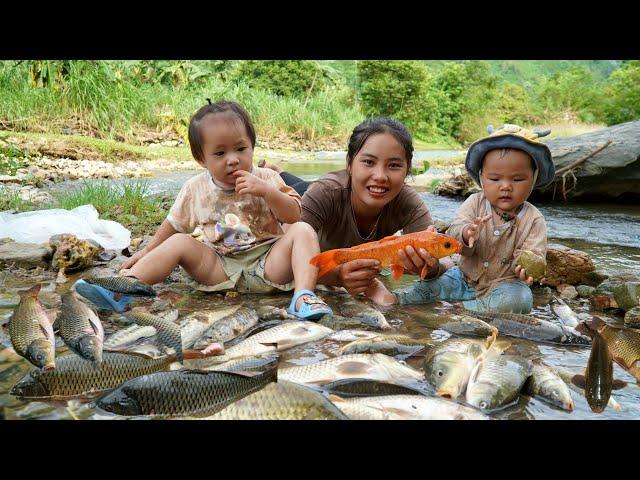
365 278 398 306
258 159 283 173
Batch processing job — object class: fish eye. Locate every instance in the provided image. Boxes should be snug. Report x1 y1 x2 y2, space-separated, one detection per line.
36 354 44 362
479 401 488 409
444 242 451 249
436 370 444 377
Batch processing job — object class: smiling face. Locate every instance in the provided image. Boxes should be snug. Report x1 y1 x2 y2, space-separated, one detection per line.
348 132 409 218
197 113 254 189
480 148 535 213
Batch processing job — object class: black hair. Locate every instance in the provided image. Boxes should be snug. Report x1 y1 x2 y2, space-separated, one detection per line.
482 148 536 172
188 100 256 163
346 117 413 175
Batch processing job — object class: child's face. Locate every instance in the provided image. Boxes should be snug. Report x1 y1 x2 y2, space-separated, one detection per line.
348 132 409 215
198 113 253 188
480 149 535 212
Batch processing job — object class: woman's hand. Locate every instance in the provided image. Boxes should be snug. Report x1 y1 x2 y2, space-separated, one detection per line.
120 247 148 270
337 259 381 296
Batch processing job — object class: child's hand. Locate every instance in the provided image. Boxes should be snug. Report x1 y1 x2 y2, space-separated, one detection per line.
233 170 272 197
120 247 148 270
514 265 535 286
463 214 491 247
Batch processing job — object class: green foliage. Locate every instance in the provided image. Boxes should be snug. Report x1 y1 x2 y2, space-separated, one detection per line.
0 187 40 212
357 60 439 138
231 60 331 98
600 60 640 125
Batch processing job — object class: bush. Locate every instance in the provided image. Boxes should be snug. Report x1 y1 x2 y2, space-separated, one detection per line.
600 60 640 125
357 60 439 139
231 60 330 98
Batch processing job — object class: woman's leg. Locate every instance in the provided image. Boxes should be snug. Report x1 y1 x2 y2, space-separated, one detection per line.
128 233 228 286
463 281 533 313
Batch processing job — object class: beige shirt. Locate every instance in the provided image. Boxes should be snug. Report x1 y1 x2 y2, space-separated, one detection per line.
301 169 433 251
167 167 301 256
446 192 547 296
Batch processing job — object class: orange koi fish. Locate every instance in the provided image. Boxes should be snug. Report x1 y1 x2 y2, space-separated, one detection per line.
310 230 463 280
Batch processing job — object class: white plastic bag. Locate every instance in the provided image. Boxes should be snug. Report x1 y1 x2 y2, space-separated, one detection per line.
0 204 131 251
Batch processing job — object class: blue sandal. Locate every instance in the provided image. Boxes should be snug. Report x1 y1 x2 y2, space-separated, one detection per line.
74 279 133 313
287 289 333 321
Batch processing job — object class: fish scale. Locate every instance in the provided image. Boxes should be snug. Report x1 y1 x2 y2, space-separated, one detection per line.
58 293 104 362
85 276 156 296
598 325 640 381
339 335 431 356
466 355 531 410
341 395 489 420
10 351 175 399
524 364 574 411
125 311 182 362
192 307 259 350
99 367 277 416
104 325 157 349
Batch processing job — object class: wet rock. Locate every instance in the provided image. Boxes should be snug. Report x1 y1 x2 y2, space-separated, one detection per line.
596 273 640 295
0 239 52 268
576 285 597 298
545 243 596 287
557 284 579 300
434 173 480 198
319 314 368 331
613 282 640 312
590 294 619 311
433 220 451 233
624 307 640 329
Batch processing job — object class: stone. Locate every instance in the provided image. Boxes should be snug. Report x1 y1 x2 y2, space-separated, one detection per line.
590 294 619 311
596 273 640 295
576 285 596 298
613 282 640 312
0 240 52 268
558 285 579 300
319 314 366 331
545 243 596 287
518 250 546 282
624 307 640 329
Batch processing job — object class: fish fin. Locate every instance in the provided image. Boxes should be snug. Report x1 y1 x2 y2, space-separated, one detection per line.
327 394 345 402
182 348 224 360
612 379 628 390
258 342 279 349
571 374 586 389
39 324 55 343
611 355 633 370
349 235 399 249
390 264 404 281
20 284 42 298
309 250 339 279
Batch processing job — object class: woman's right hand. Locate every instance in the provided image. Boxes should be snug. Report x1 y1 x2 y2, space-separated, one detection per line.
338 259 381 296
120 247 148 270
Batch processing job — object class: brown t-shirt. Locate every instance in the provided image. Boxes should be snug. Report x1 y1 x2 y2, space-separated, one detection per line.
446 192 547 296
301 169 433 251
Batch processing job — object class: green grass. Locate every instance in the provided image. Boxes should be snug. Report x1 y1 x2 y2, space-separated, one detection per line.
0 187 42 212
56 180 168 236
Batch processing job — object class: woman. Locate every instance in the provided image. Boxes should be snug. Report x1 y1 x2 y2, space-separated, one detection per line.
264 117 441 298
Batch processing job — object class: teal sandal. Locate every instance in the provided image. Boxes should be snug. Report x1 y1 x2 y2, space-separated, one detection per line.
287 289 333 321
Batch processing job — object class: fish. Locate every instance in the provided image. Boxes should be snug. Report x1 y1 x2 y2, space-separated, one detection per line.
103 325 157 349
550 297 580 328
332 395 489 420
8 285 56 370
589 316 640 382
327 330 381 343
95 356 278 417
194 321 333 367
309 230 462 280
204 354 281 373
191 307 259 350
203 381 349 420
466 310 590 346
339 335 432 357
84 276 156 296
556 367 623 411
179 306 243 350
317 378 427 397
327 395 402 420
58 292 104 363
423 334 496 399
466 354 532 411
438 314 498 338
336 297 392 330
10 351 177 399
523 363 574 411
279 353 424 386
124 309 182 362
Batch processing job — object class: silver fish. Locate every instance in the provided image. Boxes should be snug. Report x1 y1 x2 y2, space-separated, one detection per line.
550 297 580 328
191 307 258 350
104 325 157 349
466 354 532 411
337 297 392 330
524 363 574 411
179 306 243 350
326 330 381 343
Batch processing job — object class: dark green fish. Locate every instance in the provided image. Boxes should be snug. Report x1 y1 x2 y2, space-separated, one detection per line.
96 356 278 416
85 276 156 296
58 292 104 363
124 309 182 362
10 351 176 399
317 378 427 397
9 285 56 370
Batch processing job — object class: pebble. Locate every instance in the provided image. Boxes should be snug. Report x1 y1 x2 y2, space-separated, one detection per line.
576 285 596 298
557 284 579 300
624 307 640 329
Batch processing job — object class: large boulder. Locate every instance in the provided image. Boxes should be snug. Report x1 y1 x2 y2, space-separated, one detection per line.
613 282 640 312
544 243 600 287
0 238 52 268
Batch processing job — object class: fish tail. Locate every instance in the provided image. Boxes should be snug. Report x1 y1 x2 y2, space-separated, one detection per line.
309 250 339 278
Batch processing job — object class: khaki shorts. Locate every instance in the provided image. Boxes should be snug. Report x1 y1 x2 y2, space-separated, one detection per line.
188 240 294 294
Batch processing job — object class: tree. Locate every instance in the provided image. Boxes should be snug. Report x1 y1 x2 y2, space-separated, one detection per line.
601 60 640 125
231 60 329 98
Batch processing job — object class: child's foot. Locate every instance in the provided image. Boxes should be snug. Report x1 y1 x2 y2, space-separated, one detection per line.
287 289 332 321
257 159 283 173
365 278 398 306
74 279 133 313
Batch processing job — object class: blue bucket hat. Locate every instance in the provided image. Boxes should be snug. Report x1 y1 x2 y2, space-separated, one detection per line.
465 124 555 189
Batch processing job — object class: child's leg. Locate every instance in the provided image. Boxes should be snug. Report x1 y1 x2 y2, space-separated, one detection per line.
263 222 330 314
392 267 477 305
128 233 228 286
462 281 533 313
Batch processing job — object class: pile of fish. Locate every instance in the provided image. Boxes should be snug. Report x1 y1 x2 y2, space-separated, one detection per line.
5 271 639 420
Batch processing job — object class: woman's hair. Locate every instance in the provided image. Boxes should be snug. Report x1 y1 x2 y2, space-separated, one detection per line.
346 117 414 175
188 100 256 162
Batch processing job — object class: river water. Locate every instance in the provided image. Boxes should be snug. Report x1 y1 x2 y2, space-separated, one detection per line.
1 155 639 420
